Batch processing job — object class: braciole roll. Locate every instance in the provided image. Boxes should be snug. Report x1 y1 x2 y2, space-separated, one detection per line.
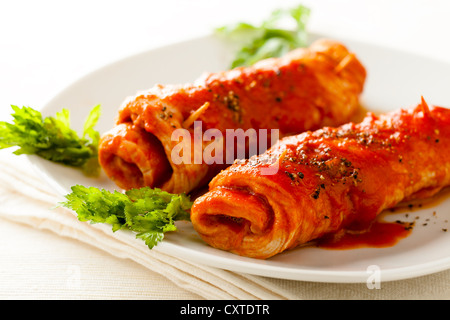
98 39 366 194
190 99 450 259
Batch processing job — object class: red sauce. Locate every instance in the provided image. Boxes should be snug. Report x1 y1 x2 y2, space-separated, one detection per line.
317 220 413 250
316 187 450 250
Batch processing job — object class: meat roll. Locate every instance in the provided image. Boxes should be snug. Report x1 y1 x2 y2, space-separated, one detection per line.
190 99 450 259
99 39 366 193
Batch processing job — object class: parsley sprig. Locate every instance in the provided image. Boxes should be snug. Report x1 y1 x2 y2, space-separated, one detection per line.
0 104 101 176
61 185 192 249
216 4 311 68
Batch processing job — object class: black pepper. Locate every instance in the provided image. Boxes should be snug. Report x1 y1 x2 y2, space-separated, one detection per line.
285 171 296 181
312 188 320 199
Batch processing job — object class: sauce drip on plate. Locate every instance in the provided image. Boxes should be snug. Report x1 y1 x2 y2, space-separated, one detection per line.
316 187 450 250
317 220 413 250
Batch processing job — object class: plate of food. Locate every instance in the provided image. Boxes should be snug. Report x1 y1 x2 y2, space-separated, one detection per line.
4 5 450 283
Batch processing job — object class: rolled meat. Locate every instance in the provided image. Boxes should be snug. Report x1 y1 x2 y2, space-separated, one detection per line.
99 39 366 193
190 99 450 259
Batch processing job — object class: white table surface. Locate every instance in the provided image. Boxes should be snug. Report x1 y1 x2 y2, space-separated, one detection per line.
1 0 450 299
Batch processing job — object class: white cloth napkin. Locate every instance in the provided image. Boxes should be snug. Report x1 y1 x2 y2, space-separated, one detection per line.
0 152 449 300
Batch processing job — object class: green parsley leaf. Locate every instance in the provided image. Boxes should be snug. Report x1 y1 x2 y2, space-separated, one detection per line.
216 3 311 68
60 185 193 249
0 104 102 176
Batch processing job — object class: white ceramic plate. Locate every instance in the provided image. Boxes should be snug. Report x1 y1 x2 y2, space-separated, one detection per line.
29 33 450 283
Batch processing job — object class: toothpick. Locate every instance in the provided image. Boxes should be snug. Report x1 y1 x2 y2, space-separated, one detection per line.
335 53 355 73
182 102 210 129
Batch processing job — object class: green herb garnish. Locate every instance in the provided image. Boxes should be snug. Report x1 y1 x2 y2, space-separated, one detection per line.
0 104 101 176
61 185 193 249
216 4 310 68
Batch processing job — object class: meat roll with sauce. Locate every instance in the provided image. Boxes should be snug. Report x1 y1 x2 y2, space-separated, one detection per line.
190 99 450 259
99 39 366 194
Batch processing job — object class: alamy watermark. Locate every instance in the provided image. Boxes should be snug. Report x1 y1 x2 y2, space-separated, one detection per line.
66 265 81 290
366 265 381 289
171 121 281 175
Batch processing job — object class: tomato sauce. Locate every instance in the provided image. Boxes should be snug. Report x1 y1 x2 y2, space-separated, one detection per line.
317 220 413 250
316 187 450 250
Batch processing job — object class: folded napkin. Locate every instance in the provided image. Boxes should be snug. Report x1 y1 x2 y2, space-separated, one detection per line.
0 151 449 300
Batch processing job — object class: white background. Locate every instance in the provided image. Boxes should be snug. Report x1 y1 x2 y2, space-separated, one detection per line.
2 0 450 120
1 0 450 299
